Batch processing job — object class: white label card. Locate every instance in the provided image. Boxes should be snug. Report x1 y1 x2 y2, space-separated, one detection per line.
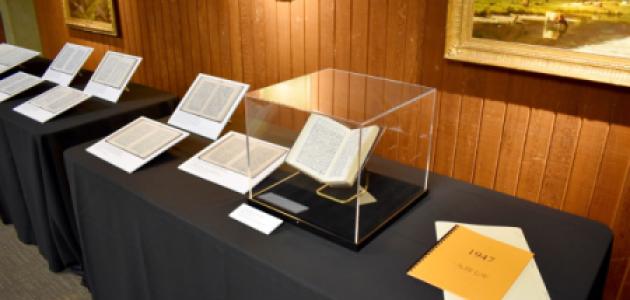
83 51 142 103
229 204 283 235
168 74 248 140
13 85 90 123
43 43 94 86
0 43 40 74
0 72 43 102
87 117 189 173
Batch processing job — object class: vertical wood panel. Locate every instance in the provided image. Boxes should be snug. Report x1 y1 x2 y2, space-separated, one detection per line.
290 0 305 77
277 1 292 81
304 0 319 74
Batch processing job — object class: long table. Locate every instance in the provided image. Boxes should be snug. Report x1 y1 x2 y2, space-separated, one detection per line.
0 58 177 272
65 136 612 300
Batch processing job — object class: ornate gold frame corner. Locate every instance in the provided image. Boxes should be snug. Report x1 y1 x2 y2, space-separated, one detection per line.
62 0 119 36
445 0 630 87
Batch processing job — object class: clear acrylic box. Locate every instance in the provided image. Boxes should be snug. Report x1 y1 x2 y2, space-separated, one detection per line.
245 69 436 250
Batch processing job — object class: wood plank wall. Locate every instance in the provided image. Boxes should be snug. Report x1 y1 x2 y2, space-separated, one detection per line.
33 0 630 298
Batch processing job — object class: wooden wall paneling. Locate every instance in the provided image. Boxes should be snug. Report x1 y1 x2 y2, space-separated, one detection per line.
251 0 267 88
118 0 139 82
515 80 559 202
366 0 387 77
432 90 461 176
135 0 154 86
402 0 424 84
538 84 582 209
291 0 306 77
561 88 611 217
207 0 224 80
334 0 351 71
320 0 335 69
468 67 510 189
143 0 163 89
184 0 202 84
381 0 408 161
603 258 629 300
588 97 630 226
612 169 630 264
349 0 368 74
217 0 234 80
167 0 187 95
365 0 389 158
176 0 194 88
304 0 319 74
451 93 483 182
276 0 292 82
157 0 177 93
227 0 243 82
619 263 630 300
264 0 279 84
238 0 256 87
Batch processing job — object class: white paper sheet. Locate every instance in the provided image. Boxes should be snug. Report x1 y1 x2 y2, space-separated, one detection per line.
87 117 189 173
179 131 288 194
42 43 93 86
0 72 43 102
0 44 39 74
168 74 248 140
435 221 550 300
83 51 142 103
13 85 90 123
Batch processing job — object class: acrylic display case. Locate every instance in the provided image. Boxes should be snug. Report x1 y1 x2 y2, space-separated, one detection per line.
244 69 436 250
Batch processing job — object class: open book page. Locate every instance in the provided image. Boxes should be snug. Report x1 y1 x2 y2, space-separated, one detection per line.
436 222 550 300
180 76 245 122
0 44 39 68
106 118 184 159
92 52 139 89
49 43 92 75
286 114 379 186
200 132 288 178
0 72 42 96
28 86 89 114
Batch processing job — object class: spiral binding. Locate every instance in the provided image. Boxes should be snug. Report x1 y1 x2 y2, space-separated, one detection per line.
408 224 462 272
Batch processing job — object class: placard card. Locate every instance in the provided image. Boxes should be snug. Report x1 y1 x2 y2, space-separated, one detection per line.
13 85 90 123
229 203 283 235
0 72 43 102
83 51 142 103
168 74 248 140
0 43 40 74
87 117 189 173
179 131 288 194
42 43 93 86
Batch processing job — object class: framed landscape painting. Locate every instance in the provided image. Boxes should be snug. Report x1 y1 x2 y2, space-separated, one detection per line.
62 0 118 36
446 0 630 87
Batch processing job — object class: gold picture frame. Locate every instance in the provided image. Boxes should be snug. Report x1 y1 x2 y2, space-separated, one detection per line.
62 0 118 36
445 0 630 87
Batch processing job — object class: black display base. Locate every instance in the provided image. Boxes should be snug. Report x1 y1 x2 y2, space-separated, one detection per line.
248 169 428 251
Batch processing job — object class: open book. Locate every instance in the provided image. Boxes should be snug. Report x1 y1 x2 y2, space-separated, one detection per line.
286 114 379 187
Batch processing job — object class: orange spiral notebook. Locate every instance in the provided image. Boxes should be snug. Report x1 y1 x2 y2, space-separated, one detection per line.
407 225 533 300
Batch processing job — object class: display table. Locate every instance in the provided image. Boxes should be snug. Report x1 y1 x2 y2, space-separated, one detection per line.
0 59 177 272
65 137 612 300
0 57 51 223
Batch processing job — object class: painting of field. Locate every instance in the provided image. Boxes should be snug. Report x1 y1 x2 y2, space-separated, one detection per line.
473 1 630 58
64 0 117 35
67 0 113 23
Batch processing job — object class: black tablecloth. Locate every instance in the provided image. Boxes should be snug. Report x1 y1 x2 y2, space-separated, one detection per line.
0 58 177 272
0 58 53 223
65 137 612 300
